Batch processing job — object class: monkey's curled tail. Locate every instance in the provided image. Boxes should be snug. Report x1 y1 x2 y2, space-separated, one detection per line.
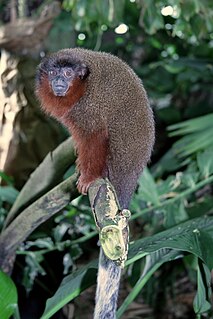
94 249 121 319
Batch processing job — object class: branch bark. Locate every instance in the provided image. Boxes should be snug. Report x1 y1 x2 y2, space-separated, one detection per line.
88 178 130 266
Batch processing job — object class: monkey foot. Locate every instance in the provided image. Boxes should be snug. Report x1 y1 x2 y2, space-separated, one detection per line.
77 176 95 195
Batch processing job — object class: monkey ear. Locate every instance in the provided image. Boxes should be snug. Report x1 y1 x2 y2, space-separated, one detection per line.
74 64 90 80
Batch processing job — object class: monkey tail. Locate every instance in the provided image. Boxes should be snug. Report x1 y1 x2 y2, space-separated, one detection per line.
94 249 121 319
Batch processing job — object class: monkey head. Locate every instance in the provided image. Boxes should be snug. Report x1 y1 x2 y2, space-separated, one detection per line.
36 53 90 119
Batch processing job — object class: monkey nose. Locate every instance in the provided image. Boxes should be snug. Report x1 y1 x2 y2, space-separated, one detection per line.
52 78 68 96
56 78 66 86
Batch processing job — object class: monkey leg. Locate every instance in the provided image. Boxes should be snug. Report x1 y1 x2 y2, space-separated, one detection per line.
74 129 109 194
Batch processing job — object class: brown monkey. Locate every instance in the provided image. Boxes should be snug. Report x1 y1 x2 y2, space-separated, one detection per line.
36 48 155 318
36 48 155 209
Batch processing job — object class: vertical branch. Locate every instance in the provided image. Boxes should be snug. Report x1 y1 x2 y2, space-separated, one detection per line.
88 178 130 318
10 0 17 22
18 0 27 18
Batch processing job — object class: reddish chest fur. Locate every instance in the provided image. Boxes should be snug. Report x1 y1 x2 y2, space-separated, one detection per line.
71 125 109 193
37 75 86 119
37 73 109 193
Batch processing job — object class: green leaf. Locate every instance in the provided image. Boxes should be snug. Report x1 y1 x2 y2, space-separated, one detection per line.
0 172 13 185
164 201 188 228
41 260 98 319
0 271 18 319
187 196 213 219
137 168 160 205
62 0 75 11
193 16 207 39
168 113 213 136
41 216 213 319
172 130 213 157
24 238 54 250
140 1 164 34
181 0 197 21
193 260 212 314
197 149 213 178
164 63 184 74
152 148 182 178
0 187 19 205
128 216 213 269
117 249 182 318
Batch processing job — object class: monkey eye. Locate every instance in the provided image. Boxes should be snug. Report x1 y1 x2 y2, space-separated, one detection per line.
49 70 57 76
64 70 73 77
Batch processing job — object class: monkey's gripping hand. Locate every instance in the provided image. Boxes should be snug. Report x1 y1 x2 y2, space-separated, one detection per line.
88 178 130 266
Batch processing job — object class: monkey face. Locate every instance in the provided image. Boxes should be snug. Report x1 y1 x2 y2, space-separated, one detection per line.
48 67 75 96
37 56 90 98
36 54 90 118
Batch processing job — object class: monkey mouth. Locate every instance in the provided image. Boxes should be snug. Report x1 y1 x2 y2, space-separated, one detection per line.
54 88 66 96
52 85 68 96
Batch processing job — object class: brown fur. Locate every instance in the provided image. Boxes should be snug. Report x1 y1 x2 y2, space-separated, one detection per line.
72 126 109 194
36 48 155 208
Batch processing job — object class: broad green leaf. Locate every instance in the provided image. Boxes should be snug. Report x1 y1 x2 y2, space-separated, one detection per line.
117 249 182 318
41 260 98 319
41 217 213 319
128 216 213 269
0 271 18 319
193 260 212 314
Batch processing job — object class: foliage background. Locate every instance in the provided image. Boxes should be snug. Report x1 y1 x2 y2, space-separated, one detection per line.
0 0 213 318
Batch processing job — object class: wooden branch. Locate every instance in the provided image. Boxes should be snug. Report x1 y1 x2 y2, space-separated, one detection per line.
0 2 60 55
88 178 130 267
4 137 76 227
0 175 130 275
0 175 78 274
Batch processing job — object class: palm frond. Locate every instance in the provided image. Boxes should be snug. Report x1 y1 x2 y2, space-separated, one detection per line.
168 113 213 157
